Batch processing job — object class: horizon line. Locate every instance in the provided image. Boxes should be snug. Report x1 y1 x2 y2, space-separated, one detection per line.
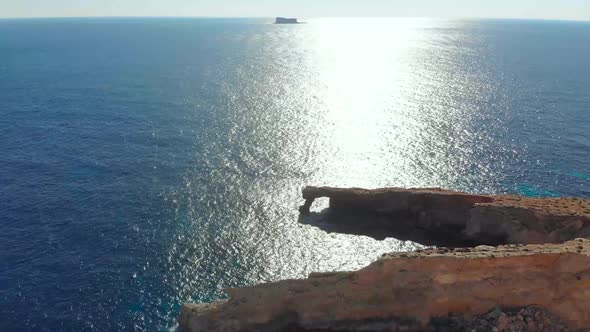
0 15 589 23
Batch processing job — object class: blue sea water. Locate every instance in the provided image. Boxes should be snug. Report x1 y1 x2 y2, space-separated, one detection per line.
1 17 589 331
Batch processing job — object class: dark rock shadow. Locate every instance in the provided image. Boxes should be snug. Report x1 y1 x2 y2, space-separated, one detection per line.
298 209 480 248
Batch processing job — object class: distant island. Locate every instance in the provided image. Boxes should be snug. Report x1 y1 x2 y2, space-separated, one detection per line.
275 17 299 24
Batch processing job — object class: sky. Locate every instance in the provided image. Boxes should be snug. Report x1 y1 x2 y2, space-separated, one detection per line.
1 0 590 21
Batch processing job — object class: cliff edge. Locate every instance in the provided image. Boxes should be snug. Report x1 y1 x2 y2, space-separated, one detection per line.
300 186 590 246
179 187 590 331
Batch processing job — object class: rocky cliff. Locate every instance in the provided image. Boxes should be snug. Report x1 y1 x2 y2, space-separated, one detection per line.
179 187 590 332
300 186 590 246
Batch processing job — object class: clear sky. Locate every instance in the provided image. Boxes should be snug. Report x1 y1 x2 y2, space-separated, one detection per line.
1 0 590 21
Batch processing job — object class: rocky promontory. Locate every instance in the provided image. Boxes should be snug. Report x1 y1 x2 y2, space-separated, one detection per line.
300 186 590 246
179 187 590 331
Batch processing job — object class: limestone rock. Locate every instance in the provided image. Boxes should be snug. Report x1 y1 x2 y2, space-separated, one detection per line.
178 239 590 331
300 186 590 246
179 187 590 331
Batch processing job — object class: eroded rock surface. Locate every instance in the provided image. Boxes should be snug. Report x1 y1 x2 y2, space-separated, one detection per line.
300 186 590 246
179 187 590 331
430 306 571 332
179 239 590 331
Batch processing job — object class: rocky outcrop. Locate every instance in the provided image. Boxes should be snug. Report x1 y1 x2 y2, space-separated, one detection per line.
179 239 590 331
300 186 590 246
275 17 299 24
178 187 590 331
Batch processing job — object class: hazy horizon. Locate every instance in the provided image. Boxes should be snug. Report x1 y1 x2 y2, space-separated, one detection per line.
1 0 590 21
2 16 590 22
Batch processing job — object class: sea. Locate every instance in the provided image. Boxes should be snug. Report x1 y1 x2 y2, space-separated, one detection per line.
0 17 589 331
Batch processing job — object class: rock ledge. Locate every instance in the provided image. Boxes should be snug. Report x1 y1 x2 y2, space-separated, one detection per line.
300 186 590 246
179 187 590 331
179 239 590 331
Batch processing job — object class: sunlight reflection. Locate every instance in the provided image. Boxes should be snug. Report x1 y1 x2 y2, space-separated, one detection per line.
169 17 514 329
306 18 440 187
